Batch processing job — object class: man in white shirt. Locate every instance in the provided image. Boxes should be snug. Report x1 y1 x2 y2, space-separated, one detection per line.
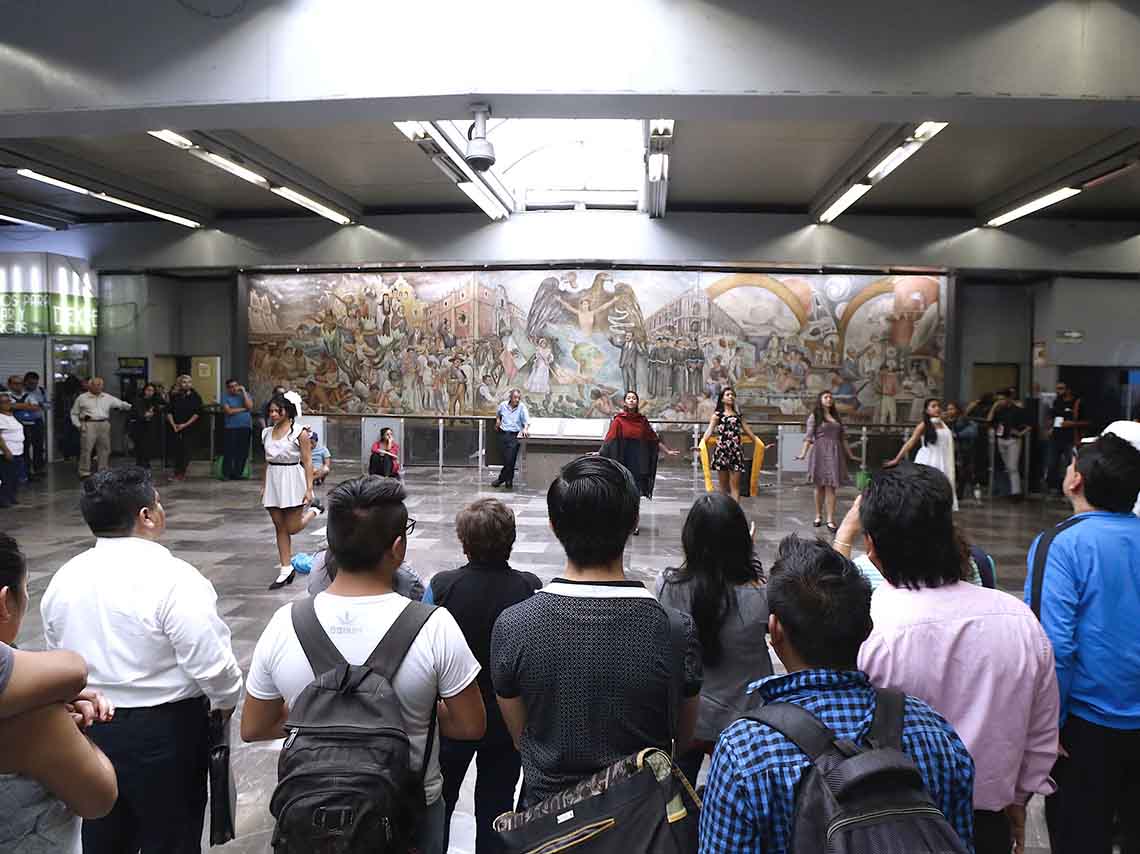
242 476 485 854
69 377 132 478
0 392 25 507
41 466 243 854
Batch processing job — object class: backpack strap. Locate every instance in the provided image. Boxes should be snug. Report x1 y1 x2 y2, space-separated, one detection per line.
744 701 837 762
291 596 349 676
867 688 905 750
968 544 995 589
364 601 438 681
1030 516 1087 618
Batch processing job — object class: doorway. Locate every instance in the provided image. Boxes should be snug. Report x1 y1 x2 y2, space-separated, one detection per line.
971 363 1020 400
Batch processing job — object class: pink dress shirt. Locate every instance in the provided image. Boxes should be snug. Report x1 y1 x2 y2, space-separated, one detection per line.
858 580 1059 811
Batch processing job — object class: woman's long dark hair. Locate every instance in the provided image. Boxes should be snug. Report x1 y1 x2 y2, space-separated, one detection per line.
673 494 758 667
715 387 737 416
810 391 842 438
267 393 298 427
921 397 941 446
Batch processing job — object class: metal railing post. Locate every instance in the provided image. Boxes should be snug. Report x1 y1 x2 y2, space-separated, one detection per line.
438 418 444 480
478 419 485 480
860 426 868 472
691 424 699 471
776 424 783 490
988 431 996 500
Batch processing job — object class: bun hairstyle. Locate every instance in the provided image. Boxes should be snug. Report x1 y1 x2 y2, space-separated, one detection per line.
268 393 299 423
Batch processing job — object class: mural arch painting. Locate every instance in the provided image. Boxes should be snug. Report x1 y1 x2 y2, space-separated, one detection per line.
247 269 945 424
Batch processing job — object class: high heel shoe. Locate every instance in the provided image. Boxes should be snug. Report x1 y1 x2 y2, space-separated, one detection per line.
826 522 838 534
268 566 296 590
813 518 823 528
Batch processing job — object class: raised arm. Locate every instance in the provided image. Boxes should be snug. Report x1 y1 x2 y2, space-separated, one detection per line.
701 412 719 445
887 422 925 467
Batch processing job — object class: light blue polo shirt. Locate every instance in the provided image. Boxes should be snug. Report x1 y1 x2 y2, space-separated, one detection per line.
497 400 529 433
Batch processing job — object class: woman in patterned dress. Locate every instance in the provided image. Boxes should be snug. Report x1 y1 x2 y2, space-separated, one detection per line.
796 390 859 532
702 387 760 502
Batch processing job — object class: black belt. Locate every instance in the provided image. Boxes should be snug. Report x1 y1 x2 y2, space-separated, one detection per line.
84 418 109 422
114 696 209 718
268 460 301 466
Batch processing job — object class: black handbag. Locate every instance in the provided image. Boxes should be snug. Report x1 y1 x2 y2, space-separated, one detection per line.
208 709 237 846
492 608 700 853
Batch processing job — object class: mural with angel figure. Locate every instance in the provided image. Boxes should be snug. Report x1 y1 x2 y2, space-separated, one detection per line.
247 269 946 422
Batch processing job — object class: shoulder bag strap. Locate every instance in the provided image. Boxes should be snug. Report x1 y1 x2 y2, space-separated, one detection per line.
290 596 348 676
867 688 905 750
1030 516 1088 618
742 702 837 762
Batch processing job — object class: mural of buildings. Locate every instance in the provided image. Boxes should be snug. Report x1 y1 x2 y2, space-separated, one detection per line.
247 269 947 424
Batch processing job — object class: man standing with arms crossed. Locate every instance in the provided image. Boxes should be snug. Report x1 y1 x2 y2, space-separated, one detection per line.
492 389 529 489
220 378 254 480
70 377 132 479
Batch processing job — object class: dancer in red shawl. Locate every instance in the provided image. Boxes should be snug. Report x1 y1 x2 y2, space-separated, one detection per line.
599 391 680 532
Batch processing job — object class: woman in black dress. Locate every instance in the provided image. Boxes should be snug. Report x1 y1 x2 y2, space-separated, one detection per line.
130 383 164 468
701 387 760 502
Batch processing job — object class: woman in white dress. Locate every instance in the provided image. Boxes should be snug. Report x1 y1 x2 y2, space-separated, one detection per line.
885 397 959 511
263 393 323 589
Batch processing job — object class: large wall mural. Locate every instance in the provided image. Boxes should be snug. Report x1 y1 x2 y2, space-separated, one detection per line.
247 270 946 422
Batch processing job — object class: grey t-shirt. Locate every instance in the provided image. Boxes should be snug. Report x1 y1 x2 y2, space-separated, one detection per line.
0 641 13 698
655 572 773 742
306 551 424 601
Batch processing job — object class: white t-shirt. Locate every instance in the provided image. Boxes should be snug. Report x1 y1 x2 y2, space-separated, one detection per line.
246 592 480 805
0 413 24 456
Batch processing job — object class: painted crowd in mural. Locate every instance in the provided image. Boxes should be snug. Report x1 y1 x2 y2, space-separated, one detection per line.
247 269 946 423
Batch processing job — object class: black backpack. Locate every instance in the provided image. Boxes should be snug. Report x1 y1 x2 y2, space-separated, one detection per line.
744 688 969 854
269 596 439 853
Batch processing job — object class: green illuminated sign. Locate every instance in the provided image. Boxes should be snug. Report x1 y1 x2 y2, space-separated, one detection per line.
0 291 98 335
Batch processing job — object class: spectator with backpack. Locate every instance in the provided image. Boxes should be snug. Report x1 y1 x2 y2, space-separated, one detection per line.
1025 428 1140 854
841 465 1059 854
426 498 542 854
241 476 486 854
700 535 975 854
490 455 702 808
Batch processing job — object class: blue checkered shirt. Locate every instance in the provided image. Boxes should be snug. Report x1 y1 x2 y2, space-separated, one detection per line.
699 669 976 854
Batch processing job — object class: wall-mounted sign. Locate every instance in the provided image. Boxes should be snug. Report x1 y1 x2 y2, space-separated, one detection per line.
1056 329 1084 344
0 254 98 336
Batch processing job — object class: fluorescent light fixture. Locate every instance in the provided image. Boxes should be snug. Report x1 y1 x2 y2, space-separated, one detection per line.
93 192 202 228
525 188 640 208
270 186 353 225
190 149 269 187
818 183 872 223
650 119 675 137
394 121 428 141
986 187 1081 227
17 168 91 195
0 213 54 230
458 182 509 220
914 121 949 141
648 152 669 183
147 129 195 149
867 139 923 183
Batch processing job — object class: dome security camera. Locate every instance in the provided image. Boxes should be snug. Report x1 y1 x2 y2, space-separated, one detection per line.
465 104 496 172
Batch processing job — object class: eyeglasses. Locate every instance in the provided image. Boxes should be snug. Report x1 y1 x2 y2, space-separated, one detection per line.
405 517 417 537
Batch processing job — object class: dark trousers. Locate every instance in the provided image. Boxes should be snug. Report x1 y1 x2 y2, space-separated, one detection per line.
83 696 210 854
22 421 44 476
496 431 520 485
973 809 1011 854
169 428 192 475
440 736 522 854
1046 713 1140 854
0 456 19 506
1045 439 1075 491
222 427 250 479
133 422 157 467
370 452 396 477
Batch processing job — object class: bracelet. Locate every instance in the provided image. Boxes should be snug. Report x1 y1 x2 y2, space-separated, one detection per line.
833 540 852 550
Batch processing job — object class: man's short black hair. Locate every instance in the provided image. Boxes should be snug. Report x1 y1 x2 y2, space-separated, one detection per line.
860 462 965 589
326 476 408 572
225 378 239 386
80 467 158 536
1077 434 1140 514
768 535 872 670
547 455 638 567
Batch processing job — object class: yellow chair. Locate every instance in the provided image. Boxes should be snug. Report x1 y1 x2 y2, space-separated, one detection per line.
699 436 765 495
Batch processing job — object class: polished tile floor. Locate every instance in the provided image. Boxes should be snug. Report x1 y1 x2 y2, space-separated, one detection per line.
7 459 1066 852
